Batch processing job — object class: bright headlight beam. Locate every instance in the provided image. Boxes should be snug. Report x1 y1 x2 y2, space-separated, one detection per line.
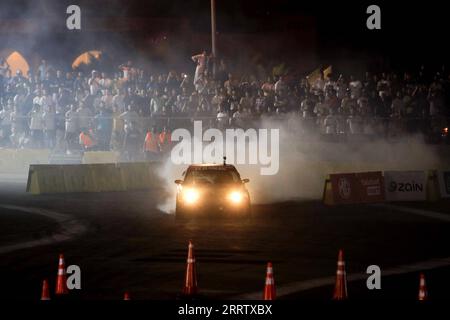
229 191 243 204
183 189 200 204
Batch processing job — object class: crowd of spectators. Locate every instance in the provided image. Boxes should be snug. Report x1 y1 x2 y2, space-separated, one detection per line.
0 55 449 157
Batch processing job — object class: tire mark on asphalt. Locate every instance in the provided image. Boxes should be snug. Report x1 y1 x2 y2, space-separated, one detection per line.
0 205 88 255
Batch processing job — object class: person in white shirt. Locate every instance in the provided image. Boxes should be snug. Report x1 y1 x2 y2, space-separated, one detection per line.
150 90 164 114
28 104 45 148
32 89 42 107
336 75 348 99
10 104 25 136
349 76 362 99
0 102 12 145
216 104 228 130
88 70 101 96
274 76 287 95
43 104 56 148
65 104 79 152
192 51 208 86
40 89 54 110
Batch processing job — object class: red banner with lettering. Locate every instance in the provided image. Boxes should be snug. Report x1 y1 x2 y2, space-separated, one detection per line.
330 171 384 204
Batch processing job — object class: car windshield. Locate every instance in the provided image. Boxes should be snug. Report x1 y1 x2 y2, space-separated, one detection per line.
184 169 240 185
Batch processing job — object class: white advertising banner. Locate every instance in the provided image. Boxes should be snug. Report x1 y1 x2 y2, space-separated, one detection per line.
438 171 450 198
384 171 427 201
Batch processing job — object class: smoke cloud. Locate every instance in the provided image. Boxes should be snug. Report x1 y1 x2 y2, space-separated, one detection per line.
156 115 450 213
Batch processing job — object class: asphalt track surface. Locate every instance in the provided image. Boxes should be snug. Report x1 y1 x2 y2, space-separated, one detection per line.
1 179 450 300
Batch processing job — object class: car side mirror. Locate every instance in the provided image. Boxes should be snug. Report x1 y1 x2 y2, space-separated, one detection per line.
174 179 183 185
242 178 250 184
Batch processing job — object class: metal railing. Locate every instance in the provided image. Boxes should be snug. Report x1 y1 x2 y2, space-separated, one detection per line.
1 114 449 151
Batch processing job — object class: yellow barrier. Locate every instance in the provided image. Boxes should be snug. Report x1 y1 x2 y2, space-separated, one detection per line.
82 151 120 164
88 163 125 192
26 161 162 194
26 165 66 195
322 177 335 206
62 165 97 193
119 162 152 190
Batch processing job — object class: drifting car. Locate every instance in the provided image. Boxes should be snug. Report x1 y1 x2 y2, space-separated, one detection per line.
175 160 251 219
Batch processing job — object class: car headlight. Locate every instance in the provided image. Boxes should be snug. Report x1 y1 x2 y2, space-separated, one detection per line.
183 188 200 204
228 191 244 204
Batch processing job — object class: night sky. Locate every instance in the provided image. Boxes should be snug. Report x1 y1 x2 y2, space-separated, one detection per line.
0 0 447 69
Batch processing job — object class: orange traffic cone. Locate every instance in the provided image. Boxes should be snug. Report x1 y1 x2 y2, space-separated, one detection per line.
123 291 131 300
55 253 69 295
418 273 428 301
182 240 198 296
333 249 348 300
41 279 51 300
263 262 276 300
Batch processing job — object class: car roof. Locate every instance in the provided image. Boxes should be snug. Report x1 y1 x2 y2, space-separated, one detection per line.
187 164 237 170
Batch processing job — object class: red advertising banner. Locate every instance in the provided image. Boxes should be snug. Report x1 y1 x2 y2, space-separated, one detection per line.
357 171 385 203
330 173 359 204
329 171 384 204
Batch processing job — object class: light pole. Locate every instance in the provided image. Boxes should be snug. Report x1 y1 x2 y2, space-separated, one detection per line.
211 0 217 78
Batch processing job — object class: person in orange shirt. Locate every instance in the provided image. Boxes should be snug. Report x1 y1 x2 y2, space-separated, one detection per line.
158 126 171 154
79 129 96 151
143 127 159 160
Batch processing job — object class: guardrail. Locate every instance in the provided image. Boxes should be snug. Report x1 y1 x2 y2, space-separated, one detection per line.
1 114 449 153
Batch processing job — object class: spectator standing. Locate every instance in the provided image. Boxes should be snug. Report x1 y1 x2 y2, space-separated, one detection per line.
65 104 79 153
42 104 56 149
0 102 12 146
94 108 113 151
28 104 45 148
77 102 93 132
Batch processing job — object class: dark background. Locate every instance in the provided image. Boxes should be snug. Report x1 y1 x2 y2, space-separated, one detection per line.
0 0 447 74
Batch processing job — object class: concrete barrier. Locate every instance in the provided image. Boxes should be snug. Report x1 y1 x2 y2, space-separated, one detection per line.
118 162 152 190
82 151 120 164
26 165 66 195
62 165 97 193
88 163 125 192
26 162 162 194
0 148 50 174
